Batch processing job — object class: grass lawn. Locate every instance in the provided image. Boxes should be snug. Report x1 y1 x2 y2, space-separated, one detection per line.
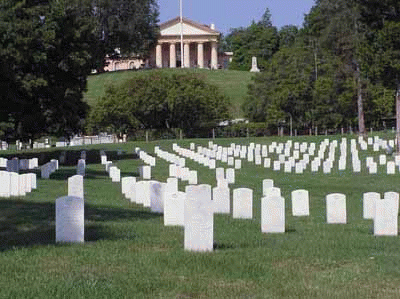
1 134 400 297
84 68 254 119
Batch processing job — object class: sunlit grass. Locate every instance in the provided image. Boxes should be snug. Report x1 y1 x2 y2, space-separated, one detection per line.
0 135 400 297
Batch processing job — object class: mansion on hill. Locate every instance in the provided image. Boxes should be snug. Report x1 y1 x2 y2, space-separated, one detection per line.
104 17 233 72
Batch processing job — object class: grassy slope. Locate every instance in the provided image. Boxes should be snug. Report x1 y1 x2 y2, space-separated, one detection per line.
1 134 400 297
84 68 254 119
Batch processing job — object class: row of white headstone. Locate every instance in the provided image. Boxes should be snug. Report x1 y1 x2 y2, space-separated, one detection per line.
0 171 37 197
41 159 59 179
165 144 398 236
0 157 39 172
203 138 398 174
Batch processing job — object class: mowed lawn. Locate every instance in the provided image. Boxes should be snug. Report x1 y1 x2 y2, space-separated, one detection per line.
84 68 254 119
1 135 400 297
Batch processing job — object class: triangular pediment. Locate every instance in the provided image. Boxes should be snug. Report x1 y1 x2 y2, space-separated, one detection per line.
160 17 220 37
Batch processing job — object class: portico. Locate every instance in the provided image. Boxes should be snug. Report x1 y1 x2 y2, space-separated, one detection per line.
151 17 220 69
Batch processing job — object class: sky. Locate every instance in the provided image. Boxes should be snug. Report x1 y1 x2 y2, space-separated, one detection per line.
157 0 316 35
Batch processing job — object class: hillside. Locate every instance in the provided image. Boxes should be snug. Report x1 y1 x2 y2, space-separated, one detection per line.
84 68 254 118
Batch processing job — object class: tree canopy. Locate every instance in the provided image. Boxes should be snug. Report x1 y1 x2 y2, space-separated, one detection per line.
87 72 231 135
242 1 400 132
0 0 159 140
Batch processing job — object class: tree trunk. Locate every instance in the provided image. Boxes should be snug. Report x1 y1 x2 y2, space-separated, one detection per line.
396 86 400 155
356 63 365 137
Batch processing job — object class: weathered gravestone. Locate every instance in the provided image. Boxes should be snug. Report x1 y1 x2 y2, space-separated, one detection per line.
363 192 380 219
68 175 84 199
326 193 347 224
184 184 214 252
291 189 310 216
149 181 164 213
77 159 85 176
232 188 253 219
56 196 84 243
261 194 285 233
7 158 19 173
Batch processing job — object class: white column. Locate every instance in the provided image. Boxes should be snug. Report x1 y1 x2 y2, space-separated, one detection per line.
211 41 218 69
197 42 204 69
170 43 176 68
184 43 190 68
156 44 162 68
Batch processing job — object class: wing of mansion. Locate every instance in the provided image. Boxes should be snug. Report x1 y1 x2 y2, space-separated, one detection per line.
104 17 233 72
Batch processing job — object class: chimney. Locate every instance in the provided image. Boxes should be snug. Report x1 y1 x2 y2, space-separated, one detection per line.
210 23 215 30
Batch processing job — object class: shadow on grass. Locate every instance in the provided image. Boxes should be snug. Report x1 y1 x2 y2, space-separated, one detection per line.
49 168 110 181
0 199 158 251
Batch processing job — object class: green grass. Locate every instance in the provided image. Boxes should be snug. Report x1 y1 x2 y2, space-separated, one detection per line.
1 134 400 297
84 68 254 119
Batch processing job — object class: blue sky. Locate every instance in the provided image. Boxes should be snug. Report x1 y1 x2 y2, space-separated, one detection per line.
157 0 316 34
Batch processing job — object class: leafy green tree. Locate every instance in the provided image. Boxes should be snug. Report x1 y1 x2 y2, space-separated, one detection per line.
0 0 96 140
87 73 231 134
90 0 159 70
223 8 279 71
0 0 159 140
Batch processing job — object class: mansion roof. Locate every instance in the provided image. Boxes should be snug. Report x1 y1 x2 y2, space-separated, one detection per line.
159 17 220 38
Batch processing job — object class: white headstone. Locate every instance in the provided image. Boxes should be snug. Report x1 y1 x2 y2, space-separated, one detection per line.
10 172 19 197
141 165 151 180
232 188 253 219
68 175 84 199
56 196 84 243
291 189 310 216
188 170 198 185
164 191 185 226
234 159 241 169
374 196 399 236
261 195 285 233
363 192 380 219
387 161 395 174
184 184 214 252
29 173 37 189
18 173 27 196
326 193 347 224
262 179 274 196
212 185 230 214
0 171 10 197
226 168 235 184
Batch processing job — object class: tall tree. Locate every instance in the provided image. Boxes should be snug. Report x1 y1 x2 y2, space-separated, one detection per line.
223 8 279 71
0 0 159 140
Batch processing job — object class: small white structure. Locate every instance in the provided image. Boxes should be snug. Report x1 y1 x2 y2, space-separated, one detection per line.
250 56 260 73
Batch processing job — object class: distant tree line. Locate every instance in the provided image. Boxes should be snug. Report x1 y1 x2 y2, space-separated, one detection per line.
224 1 400 133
